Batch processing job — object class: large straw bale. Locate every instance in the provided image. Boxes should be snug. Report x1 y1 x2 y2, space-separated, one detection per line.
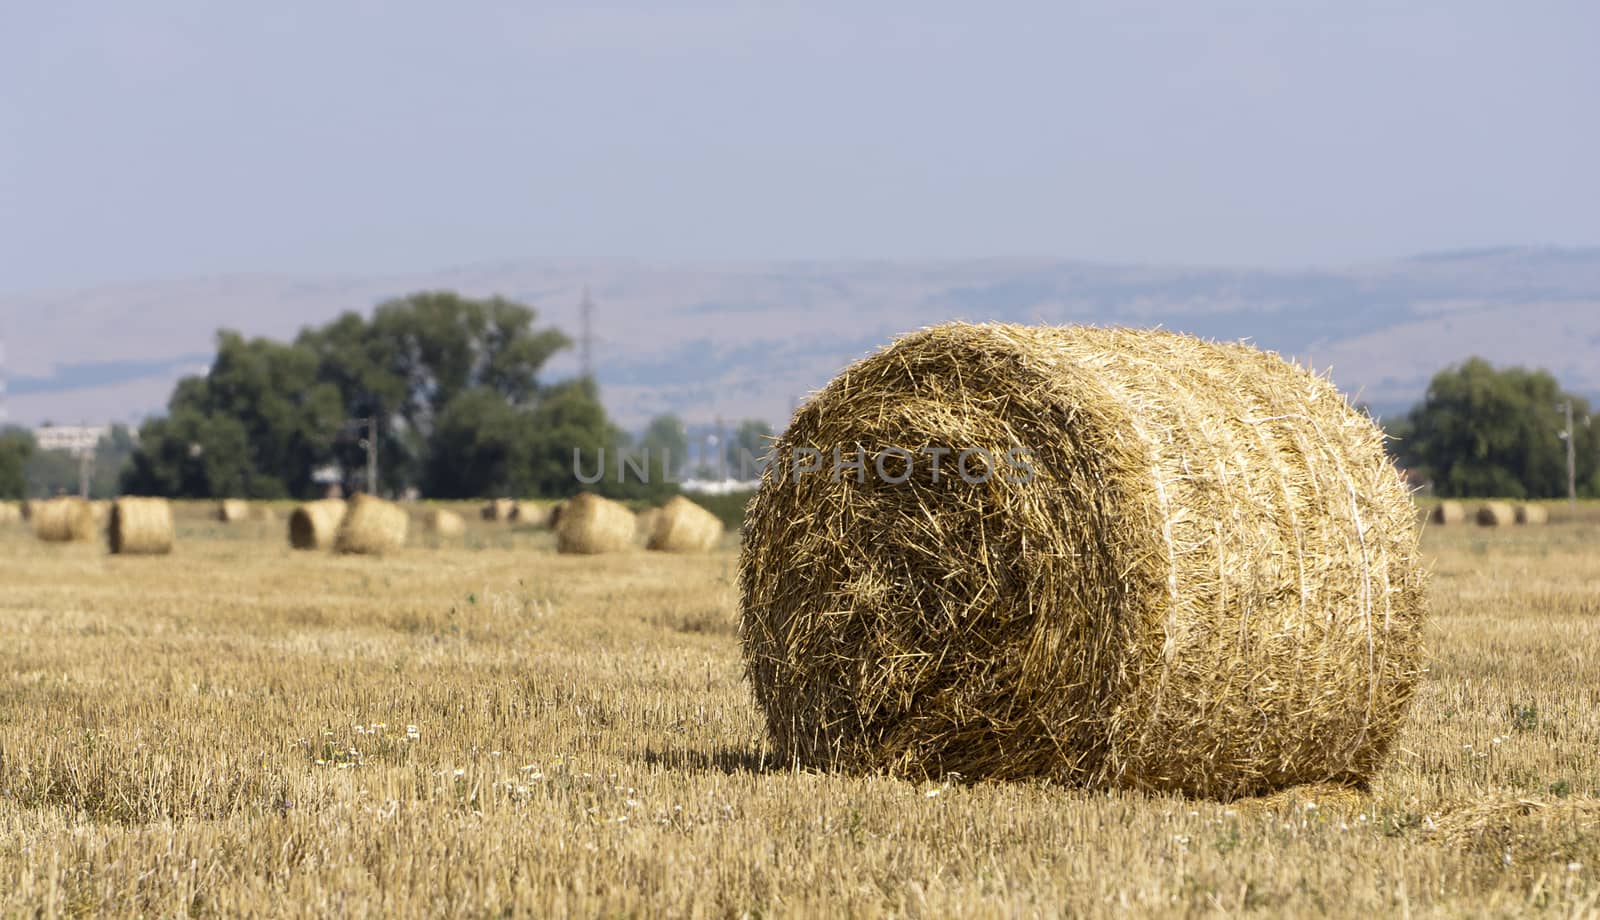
288 498 347 550
1476 502 1515 527
739 323 1427 800
423 507 466 537
32 497 97 543
335 494 409 555
555 493 635 554
108 497 174 555
1430 500 1466 526
1514 503 1548 525
646 496 724 553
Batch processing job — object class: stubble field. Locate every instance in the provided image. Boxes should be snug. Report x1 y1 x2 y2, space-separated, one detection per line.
2 504 1599 917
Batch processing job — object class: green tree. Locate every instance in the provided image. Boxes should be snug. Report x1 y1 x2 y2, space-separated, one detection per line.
122 331 342 498
1399 358 1599 498
636 414 687 484
0 428 34 499
299 291 570 491
725 419 775 478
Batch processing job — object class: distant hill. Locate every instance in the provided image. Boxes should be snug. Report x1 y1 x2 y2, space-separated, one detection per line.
5 247 1598 430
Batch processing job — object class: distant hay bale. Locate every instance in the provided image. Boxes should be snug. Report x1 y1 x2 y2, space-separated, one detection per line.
634 506 662 540
19 499 32 520
555 493 635 554
216 499 251 522
335 494 409 555
1514 503 1549 526
511 501 554 528
423 507 466 538
481 498 516 522
288 498 347 550
740 323 1427 800
255 505 279 524
108 497 174 555
1430 500 1467 526
549 499 567 530
646 496 724 553
0 502 21 526
1476 502 1516 527
32 497 97 543
89 500 110 527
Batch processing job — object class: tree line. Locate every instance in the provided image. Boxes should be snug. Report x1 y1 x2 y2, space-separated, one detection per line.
0 291 772 502
0 309 1591 501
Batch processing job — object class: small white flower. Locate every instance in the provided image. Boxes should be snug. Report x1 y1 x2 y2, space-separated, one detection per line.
625 799 640 808
1492 736 1503 745
453 768 465 777
925 788 942 798
1569 862 1583 873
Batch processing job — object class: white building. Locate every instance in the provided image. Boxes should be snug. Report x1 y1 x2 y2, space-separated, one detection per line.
33 424 112 456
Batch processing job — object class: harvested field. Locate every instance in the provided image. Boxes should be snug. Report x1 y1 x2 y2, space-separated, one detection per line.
1 504 1598 915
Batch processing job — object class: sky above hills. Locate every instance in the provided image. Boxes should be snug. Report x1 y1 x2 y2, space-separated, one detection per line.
3 1 1597 295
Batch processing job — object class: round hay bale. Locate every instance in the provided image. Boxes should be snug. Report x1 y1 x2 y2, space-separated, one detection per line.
549 499 567 530
423 507 466 538
32 497 97 543
1476 502 1516 527
0 502 22 526
89 500 110 527
288 498 347 550
108 497 174 555
634 506 662 540
1514 503 1549 526
555 492 635 554
19 499 32 521
335 493 409 555
739 323 1427 799
216 498 252 522
646 496 724 553
511 501 554 528
1430 500 1467 526
255 504 279 524
481 498 516 522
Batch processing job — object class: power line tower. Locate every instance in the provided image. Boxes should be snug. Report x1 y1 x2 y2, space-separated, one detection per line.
579 286 596 380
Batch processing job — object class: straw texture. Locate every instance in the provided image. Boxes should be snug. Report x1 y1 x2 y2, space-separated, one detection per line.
646 496 724 553
335 494 409 555
554 493 635 554
288 499 347 550
739 322 1427 800
108 497 175 555
33 497 97 543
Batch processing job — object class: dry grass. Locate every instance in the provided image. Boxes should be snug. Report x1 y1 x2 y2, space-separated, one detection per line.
1 503 1598 916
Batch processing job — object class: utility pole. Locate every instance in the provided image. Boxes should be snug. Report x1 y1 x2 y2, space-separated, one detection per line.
1562 401 1577 504
78 448 93 499
362 416 379 496
579 287 595 380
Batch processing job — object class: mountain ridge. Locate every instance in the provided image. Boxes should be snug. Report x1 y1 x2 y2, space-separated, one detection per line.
5 246 1597 429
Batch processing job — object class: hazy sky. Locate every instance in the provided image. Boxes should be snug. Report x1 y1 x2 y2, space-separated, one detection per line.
3 1 1596 293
